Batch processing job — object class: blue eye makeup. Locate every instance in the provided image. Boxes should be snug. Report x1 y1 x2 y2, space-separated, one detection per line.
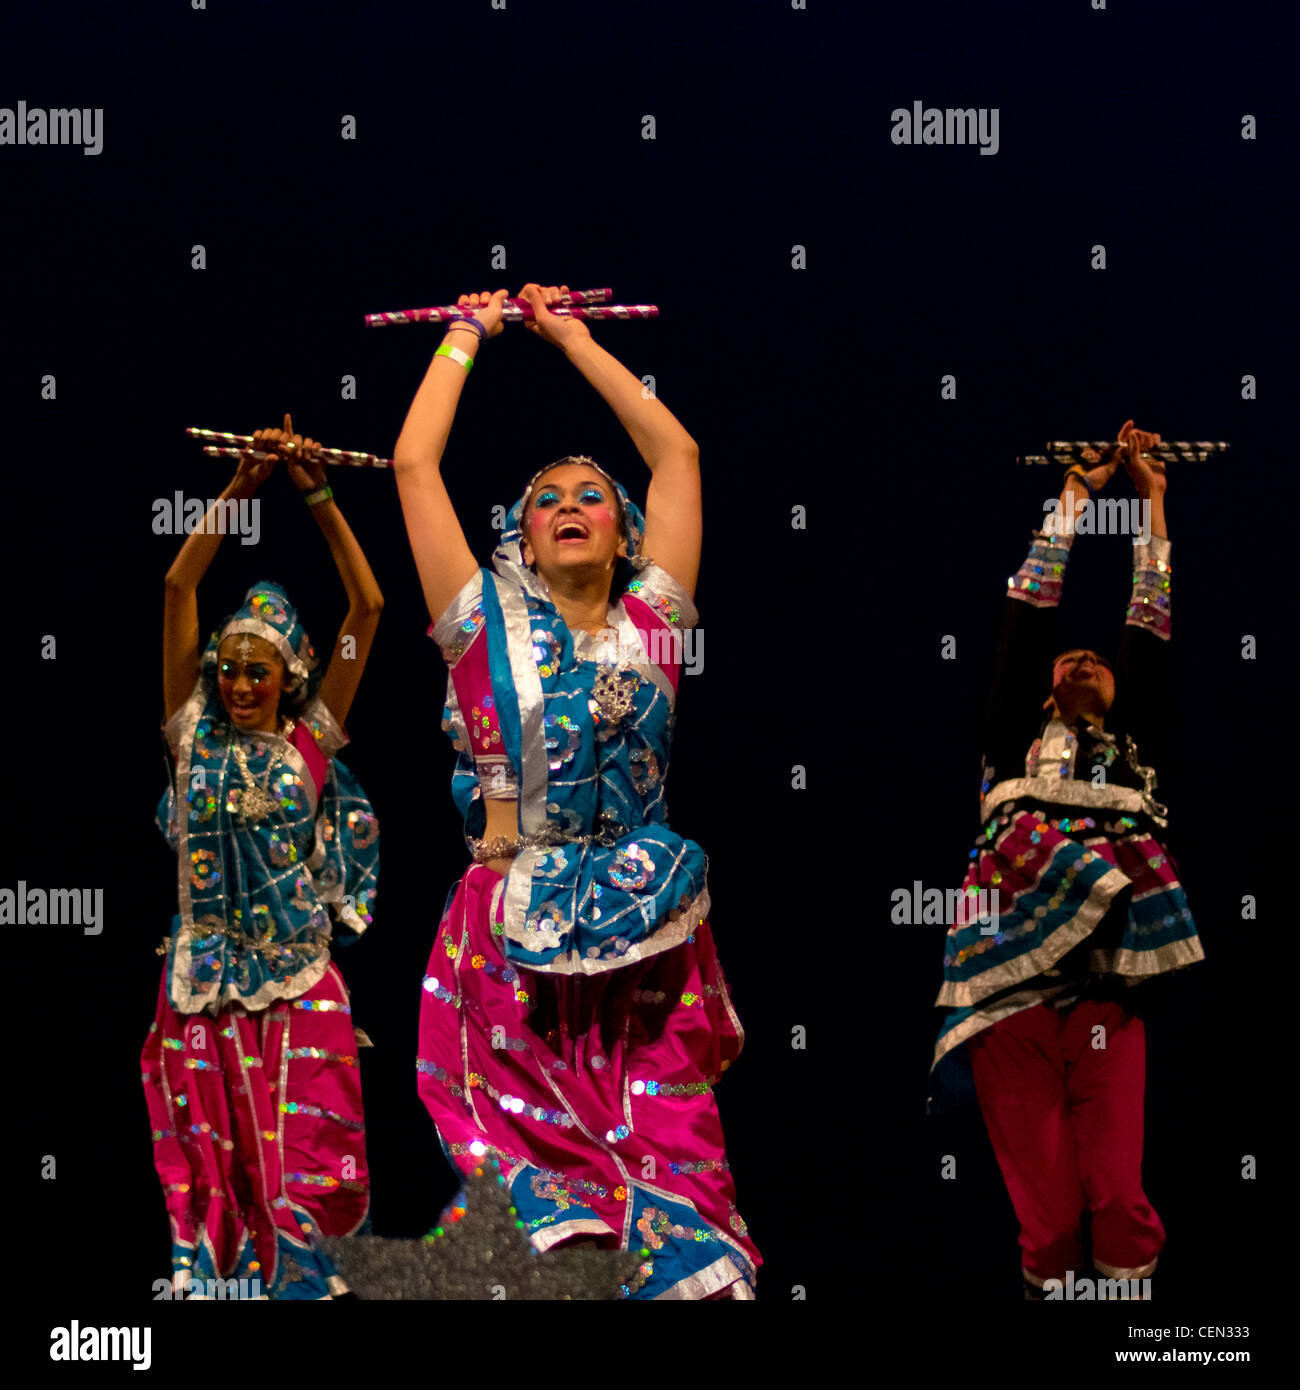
580 489 605 503
535 490 561 506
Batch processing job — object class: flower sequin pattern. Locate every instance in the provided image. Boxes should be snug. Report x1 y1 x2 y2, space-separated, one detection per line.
626 578 682 626
630 747 661 794
543 712 581 771
250 590 289 625
531 629 562 678
609 842 655 891
440 605 486 664
523 902 571 951
346 809 379 850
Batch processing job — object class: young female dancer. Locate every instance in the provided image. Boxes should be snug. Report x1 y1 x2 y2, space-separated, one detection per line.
930 421 1203 1299
393 285 759 1299
142 418 383 1299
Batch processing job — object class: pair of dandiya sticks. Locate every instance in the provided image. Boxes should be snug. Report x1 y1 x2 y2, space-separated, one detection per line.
186 286 1231 470
189 287 650 470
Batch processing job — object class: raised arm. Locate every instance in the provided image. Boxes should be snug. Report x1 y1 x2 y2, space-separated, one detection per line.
392 291 508 625
1111 425 1172 765
272 415 384 729
518 283 702 599
986 448 1124 750
163 447 277 722
1118 423 1167 541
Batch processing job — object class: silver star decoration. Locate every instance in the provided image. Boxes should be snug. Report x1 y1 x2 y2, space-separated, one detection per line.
319 1165 644 1300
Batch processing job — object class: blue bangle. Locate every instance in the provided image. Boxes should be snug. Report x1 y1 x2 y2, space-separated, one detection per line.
448 318 487 343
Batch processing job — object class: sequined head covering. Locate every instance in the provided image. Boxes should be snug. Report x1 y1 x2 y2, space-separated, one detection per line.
201 580 322 706
492 455 648 597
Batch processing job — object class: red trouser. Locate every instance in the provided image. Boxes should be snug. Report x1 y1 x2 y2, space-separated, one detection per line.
967 998 1165 1285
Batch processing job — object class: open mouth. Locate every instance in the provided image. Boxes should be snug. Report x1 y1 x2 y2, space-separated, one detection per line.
555 518 590 542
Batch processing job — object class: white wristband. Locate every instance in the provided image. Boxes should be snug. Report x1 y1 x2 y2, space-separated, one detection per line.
435 342 474 373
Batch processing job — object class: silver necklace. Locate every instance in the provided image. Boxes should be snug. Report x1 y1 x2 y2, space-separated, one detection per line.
228 719 294 824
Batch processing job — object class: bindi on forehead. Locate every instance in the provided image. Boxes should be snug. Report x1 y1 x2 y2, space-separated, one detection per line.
219 636 280 663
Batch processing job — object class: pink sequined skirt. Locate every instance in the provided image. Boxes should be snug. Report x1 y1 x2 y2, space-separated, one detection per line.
416 864 760 1299
141 960 369 1298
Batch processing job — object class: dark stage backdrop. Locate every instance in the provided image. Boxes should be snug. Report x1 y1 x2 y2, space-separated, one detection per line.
1 0 1285 1358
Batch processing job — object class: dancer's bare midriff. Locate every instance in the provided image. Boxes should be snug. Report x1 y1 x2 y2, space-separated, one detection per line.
480 798 523 877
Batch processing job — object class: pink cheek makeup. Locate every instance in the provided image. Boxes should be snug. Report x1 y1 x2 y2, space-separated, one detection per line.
220 681 273 712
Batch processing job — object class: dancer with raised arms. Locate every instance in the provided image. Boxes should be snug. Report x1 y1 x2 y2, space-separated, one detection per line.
393 284 759 1299
929 421 1203 1300
143 417 383 1299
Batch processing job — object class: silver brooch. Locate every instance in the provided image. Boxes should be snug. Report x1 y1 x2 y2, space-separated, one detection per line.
591 666 639 728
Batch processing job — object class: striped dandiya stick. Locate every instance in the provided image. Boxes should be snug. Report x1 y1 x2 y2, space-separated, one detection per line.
365 287 657 327
188 428 391 468
1018 440 1229 466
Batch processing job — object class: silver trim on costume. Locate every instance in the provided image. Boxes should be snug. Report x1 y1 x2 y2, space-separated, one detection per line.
1094 1256 1159 1280
1138 534 1171 568
652 1253 752 1301
982 776 1147 823
301 696 348 762
503 845 546 949
930 983 1077 1073
218 618 311 688
629 562 700 630
431 570 486 666
275 727 320 823
492 572 550 836
529 1218 618 1252
933 862 1132 1008
1092 936 1206 976
1032 719 1075 780
511 886 713 978
442 672 475 759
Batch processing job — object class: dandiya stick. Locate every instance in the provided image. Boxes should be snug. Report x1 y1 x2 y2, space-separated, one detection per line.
188 428 391 468
201 446 391 470
1018 440 1229 466
364 287 608 328
365 289 657 327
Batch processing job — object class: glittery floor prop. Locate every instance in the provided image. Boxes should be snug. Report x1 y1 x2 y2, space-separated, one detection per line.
318 1159 644 1300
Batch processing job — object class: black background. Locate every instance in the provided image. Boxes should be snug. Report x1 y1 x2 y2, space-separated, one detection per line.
1 0 1286 1355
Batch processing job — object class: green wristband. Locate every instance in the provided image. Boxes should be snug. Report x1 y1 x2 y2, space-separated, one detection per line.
303 485 334 508
435 341 474 373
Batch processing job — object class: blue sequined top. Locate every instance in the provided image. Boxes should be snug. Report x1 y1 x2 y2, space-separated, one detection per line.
434 562 708 975
158 689 378 1014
